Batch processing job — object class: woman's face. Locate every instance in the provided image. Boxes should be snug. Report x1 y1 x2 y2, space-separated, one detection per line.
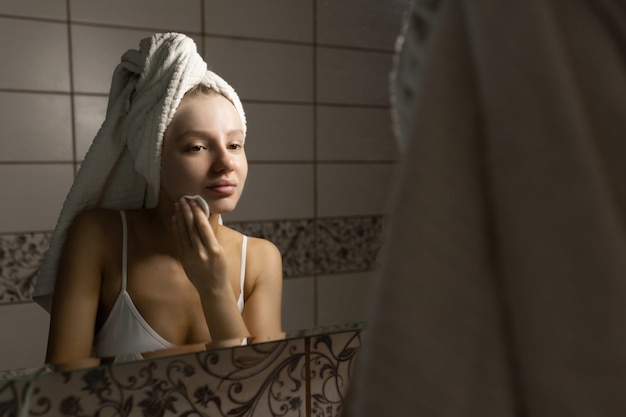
160 93 247 214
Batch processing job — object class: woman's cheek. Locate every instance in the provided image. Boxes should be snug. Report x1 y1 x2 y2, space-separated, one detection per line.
161 163 193 199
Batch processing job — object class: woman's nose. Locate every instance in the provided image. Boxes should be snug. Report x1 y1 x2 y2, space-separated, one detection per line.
212 148 235 173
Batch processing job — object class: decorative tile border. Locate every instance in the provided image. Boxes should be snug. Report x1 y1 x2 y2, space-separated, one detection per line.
315 216 385 275
0 232 51 304
0 328 366 417
228 219 317 278
27 338 307 417
309 330 364 416
230 216 386 277
0 216 385 305
0 375 33 417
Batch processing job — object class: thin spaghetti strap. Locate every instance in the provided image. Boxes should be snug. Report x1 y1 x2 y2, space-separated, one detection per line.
119 211 128 290
240 235 247 297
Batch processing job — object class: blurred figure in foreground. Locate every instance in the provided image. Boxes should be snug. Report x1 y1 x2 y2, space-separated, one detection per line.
349 0 626 415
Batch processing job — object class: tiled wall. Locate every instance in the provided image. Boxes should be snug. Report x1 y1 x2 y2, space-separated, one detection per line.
0 0 409 370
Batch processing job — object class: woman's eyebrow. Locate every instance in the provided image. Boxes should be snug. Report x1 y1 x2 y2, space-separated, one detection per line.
178 129 211 139
226 129 245 138
178 129 244 139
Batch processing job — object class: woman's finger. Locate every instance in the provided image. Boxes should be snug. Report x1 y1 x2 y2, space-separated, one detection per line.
173 200 191 250
179 198 197 235
200 213 223 254
188 200 220 253
183 199 208 253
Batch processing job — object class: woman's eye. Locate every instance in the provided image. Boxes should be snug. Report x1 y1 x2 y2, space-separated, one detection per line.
189 145 206 152
228 143 243 150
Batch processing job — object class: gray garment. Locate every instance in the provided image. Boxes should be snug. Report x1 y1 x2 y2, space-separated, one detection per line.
350 0 626 416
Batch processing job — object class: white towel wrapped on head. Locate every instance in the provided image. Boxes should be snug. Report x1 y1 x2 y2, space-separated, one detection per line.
33 32 246 311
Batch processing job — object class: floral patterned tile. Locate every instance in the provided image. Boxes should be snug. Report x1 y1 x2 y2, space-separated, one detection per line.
228 218 317 278
0 374 34 417
26 338 307 417
9 329 367 417
315 216 385 275
308 329 365 417
229 216 386 278
190 340 307 416
0 216 384 306
0 232 51 304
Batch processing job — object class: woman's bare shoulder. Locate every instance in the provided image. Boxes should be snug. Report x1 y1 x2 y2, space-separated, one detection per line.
69 208 122 236
245 236 283 280
220 227 279 255
63 209 125 256
55 209 123 293
247 236 281 257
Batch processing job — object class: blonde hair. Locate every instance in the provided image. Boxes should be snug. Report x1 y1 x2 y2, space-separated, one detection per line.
185 83 219 98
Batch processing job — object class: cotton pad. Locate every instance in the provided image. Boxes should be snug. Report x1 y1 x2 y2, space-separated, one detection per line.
182 195 210 217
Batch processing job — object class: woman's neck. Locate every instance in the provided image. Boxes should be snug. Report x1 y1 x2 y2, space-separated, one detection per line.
148 196 221 241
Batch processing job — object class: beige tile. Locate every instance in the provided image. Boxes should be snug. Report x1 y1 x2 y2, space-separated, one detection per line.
0 92 72 162
317 0 410 50
205 38 313 102
0 302 49 371
205 0 313 42
317 106 397 161
226 163 314 222
317 47 394 105
282 277 315 333
0 0 66 19
69 0 201 32
316 271 375 327
71 26 164 94
244 103 314 161
0 18 70 91
0 164 74 232
317 163 396 217
226 163 315 221
73 95 108 160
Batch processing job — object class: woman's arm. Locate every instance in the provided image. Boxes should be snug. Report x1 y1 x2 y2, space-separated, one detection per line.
242 237 284 342
174 198 284 344
45 211 107 368
173 198 251 343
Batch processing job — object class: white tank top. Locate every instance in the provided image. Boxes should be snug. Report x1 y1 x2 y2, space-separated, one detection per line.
92 211 247 361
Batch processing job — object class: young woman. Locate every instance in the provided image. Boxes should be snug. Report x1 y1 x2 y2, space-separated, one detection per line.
37 34 283 368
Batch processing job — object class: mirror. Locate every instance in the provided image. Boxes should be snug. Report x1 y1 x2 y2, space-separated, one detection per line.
0 0 410 378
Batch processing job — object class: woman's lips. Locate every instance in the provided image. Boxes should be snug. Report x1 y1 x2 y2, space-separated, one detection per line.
206 181 236 196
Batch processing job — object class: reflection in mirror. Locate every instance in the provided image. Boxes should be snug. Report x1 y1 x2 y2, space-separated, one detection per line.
38 31 285 372
0 0 410 379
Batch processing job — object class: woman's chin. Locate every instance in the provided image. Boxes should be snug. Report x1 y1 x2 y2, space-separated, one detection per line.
209 203 238 216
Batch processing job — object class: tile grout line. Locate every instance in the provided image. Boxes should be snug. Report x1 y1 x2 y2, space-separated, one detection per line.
305 335 311 417
65 0 78 177
312 0 319 331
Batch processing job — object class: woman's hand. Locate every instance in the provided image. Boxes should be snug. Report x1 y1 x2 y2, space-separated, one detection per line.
172 197 251 343
172 197 229 293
